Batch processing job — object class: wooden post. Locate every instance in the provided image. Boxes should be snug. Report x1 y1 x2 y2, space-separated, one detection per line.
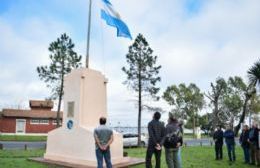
0 143 3 150
24 144 27 150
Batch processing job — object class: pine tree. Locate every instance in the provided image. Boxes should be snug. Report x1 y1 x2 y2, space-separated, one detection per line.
122 33 161 146
37 33 82 127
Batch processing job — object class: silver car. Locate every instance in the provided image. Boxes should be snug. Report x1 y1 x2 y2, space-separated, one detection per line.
123 133 148 147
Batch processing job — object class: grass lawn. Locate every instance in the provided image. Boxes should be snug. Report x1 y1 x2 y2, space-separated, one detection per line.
0 146 254 168
128 146 251 168
0 135 47 142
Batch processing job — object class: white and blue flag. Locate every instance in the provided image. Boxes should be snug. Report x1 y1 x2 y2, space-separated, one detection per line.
101 0 132 40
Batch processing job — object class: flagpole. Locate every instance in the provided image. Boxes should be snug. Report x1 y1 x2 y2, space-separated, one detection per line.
86 0 92 68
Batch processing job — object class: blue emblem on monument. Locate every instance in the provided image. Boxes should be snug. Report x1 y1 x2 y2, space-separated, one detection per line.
67 120 73 130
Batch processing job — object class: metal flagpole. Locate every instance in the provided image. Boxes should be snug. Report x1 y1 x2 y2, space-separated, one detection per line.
86 0 92 68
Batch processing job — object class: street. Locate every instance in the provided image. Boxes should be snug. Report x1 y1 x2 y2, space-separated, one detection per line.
0 138 240 149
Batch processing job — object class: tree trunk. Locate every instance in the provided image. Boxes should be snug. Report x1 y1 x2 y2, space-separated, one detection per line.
213 100 219 130
193 112 195 138
56 80 63 128
56 56 65 128
137 71 142 147
234 95 250 136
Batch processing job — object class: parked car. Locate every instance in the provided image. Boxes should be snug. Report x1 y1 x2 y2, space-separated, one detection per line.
123 133 147 147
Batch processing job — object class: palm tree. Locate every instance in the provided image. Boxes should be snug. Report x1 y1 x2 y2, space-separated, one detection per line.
248 60 260 88
247 60 260 127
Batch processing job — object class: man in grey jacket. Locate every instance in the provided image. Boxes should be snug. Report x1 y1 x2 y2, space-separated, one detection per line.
161 114 183 168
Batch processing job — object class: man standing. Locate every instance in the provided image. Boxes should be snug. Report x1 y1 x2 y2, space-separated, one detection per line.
224 125 236 163
239 125 250 164
213 126 224 160
94 117 114 168
146 112 165 168
249 123 260 166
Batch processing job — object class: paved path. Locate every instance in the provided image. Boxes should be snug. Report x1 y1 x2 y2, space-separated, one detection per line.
0 138 240 149
0 141 46 150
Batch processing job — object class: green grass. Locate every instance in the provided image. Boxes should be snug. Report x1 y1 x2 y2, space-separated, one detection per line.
0 135 47 141
0 149 46 168
127 146 251 168
0 149 60 168
0 147 254 168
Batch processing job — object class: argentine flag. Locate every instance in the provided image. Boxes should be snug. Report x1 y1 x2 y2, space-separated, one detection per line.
101 0 132 40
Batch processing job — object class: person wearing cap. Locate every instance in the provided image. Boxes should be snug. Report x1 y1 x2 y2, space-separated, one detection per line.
94 117 114 168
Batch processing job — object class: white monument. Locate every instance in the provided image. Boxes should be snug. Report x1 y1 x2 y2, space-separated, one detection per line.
44 68 128 167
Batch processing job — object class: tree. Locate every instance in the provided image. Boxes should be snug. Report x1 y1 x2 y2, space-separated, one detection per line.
37 33 82 127
185 113 210 135
163 83 204 137
122 33 161 146
248 60 260 88
233 84 255 135
199 113 212 135
247 60 260 128
205 78 227 130
248 94 260 126
220 77 245 129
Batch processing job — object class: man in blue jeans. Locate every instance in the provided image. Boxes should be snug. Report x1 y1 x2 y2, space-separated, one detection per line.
224 125 236 164
94 117 114 168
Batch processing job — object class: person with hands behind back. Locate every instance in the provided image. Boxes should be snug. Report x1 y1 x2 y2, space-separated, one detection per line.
94 117 114 168
146 112 165 168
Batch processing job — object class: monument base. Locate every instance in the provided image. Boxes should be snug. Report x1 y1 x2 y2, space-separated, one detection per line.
44 126 125 167
29 157 145 168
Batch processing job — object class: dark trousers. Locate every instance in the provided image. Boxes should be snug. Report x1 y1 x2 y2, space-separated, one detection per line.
146 145 161 168
96 148 112 168
242 146 250 163
226 144 236 161
215 143 223 159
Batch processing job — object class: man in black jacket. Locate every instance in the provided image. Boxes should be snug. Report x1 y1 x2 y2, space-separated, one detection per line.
146 112 165 168
249 123 260 166
239 125 250 164
213 125 224 160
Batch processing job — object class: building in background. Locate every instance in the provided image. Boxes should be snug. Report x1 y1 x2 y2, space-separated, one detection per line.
0 100 62 135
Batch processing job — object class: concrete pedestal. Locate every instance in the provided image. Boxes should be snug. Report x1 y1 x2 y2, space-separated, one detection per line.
44 68 126 167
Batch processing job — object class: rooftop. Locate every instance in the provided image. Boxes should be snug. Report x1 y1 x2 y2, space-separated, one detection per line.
2 109 63 119
29 100 54 109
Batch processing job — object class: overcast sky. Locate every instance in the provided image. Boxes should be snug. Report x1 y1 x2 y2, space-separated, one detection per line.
0 0 260 126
